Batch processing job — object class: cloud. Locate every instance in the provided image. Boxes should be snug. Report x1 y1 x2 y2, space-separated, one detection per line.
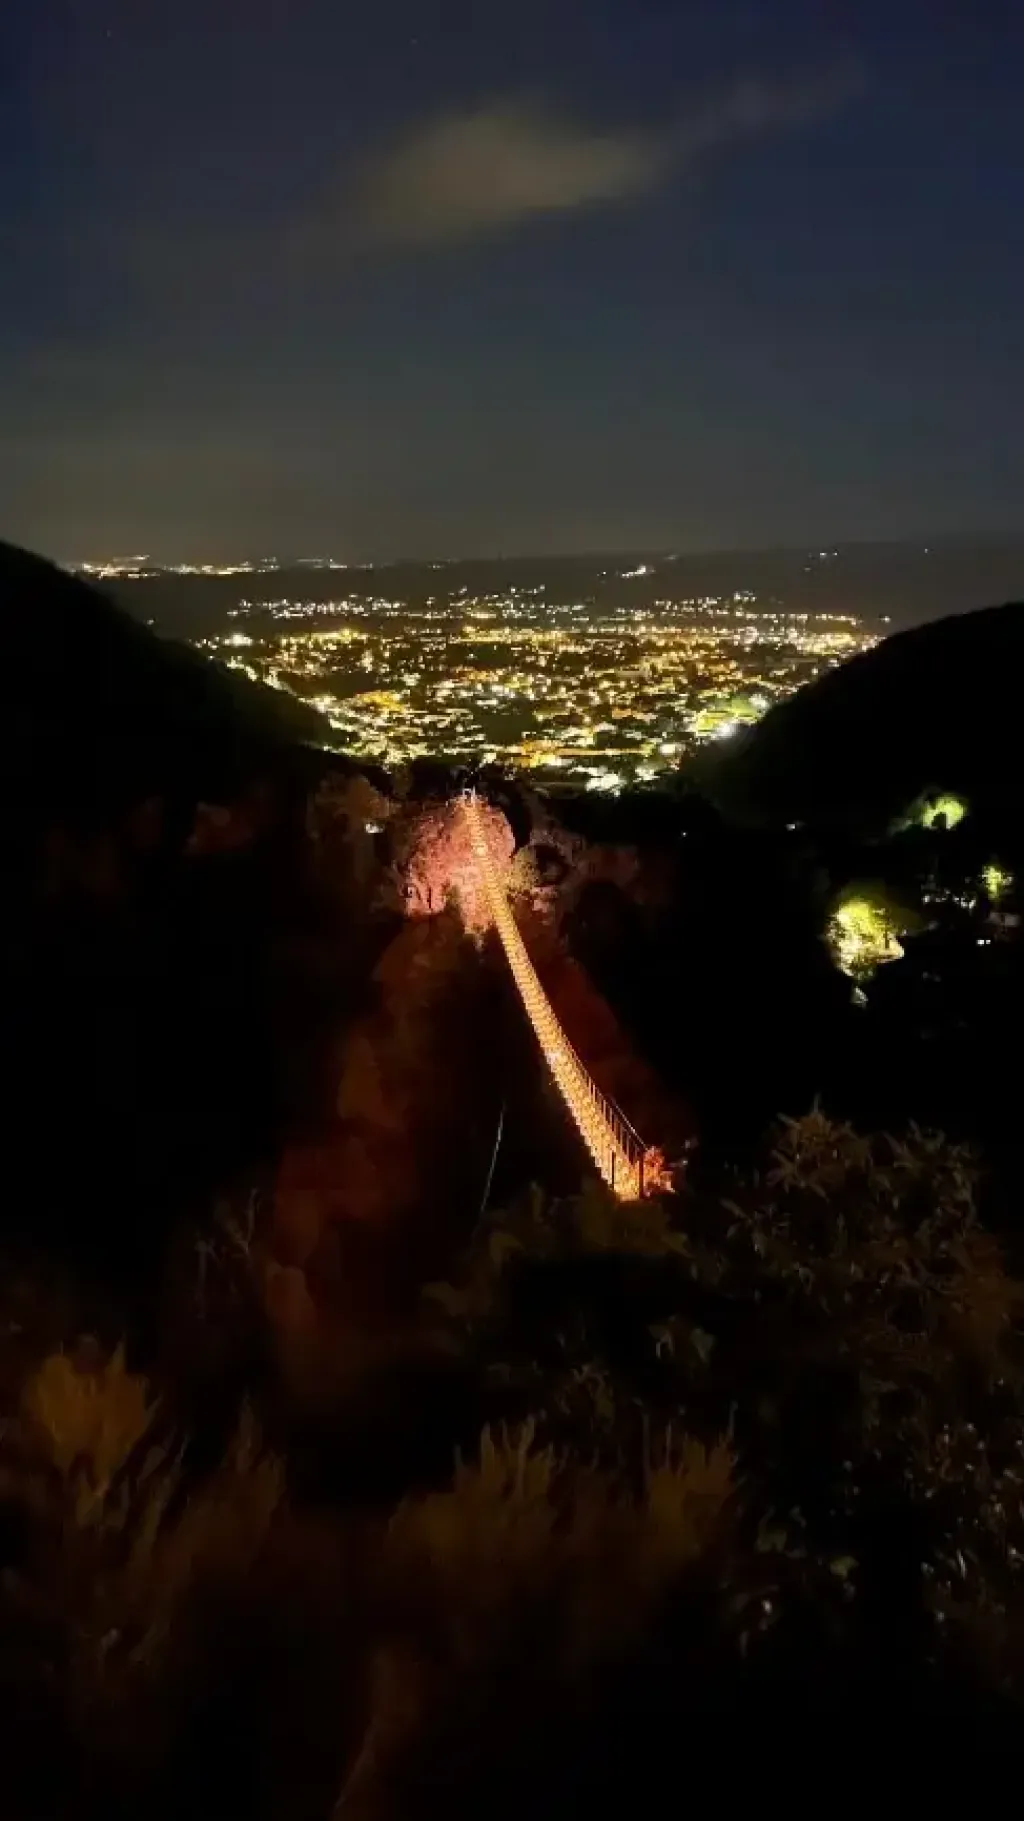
351 73 855 247
673 69 857 158
353 98 666 245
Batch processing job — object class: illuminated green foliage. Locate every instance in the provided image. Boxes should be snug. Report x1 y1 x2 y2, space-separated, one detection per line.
891 790 970 835
982 860 1012 901
919 791 967 830
827 888 906 977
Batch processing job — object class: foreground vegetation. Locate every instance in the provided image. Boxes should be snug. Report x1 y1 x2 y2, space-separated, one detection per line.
1 1113 1022 1817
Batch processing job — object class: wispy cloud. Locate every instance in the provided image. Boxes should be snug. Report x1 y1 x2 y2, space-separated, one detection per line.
350 71 856 247
672 70 855 161
353 98 666 246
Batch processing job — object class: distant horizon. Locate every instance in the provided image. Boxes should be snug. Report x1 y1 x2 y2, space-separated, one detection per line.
62 530 1024 573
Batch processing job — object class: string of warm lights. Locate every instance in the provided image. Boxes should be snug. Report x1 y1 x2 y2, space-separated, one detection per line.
460 793 651 1200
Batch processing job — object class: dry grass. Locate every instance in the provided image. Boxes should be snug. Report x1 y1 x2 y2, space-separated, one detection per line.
333 1417 734 1817
386 1416 733 1651
22 1341 158 1524
3 1113 1020 1815
387 1420 561 1625
641 1428 736 1574
6 1344 287 1783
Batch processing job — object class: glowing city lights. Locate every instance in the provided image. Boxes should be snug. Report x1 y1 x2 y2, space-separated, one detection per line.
193 587 874 788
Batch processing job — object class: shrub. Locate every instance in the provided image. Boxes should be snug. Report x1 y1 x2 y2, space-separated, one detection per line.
3 1112 1023 1815
424 1179 686 1330
420 1114 1024 1702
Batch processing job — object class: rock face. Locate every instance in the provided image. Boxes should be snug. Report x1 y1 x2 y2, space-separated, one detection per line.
698 600 1024 834
388 798 514 933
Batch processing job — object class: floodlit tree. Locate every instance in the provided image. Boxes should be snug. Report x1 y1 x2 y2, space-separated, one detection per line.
893 789 970 832
826 885 913 978
982 860 1012 902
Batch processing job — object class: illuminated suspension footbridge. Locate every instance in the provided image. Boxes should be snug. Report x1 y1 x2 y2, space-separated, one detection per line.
459 792 662 1200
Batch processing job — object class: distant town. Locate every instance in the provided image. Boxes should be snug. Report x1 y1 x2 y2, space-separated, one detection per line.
202 590 871 788
79 552 882 790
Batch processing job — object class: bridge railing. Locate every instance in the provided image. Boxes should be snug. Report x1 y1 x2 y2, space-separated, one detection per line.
460 791 652 1199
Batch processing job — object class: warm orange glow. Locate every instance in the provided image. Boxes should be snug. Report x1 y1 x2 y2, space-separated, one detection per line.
460 793 659 1200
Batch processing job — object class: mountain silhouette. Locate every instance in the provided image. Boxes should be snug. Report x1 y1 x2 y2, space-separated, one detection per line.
696 601 1024 834
0 539 330 814
0 540 341 1277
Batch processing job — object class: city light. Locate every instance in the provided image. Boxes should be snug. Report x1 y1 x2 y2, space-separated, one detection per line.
192 584 874 790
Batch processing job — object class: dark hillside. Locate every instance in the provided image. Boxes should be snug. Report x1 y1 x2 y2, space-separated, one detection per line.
697 601 1024 836
0 540 331 819
0 542 365 1290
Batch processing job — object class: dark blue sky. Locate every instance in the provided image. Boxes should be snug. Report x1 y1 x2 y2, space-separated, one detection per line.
3 0 1022 560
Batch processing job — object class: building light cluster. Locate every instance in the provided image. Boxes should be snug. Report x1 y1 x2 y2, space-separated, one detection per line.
194 585 875 787
70 556 350 580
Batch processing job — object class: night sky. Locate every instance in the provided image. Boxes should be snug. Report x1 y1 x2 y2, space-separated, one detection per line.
3 1 1022 560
